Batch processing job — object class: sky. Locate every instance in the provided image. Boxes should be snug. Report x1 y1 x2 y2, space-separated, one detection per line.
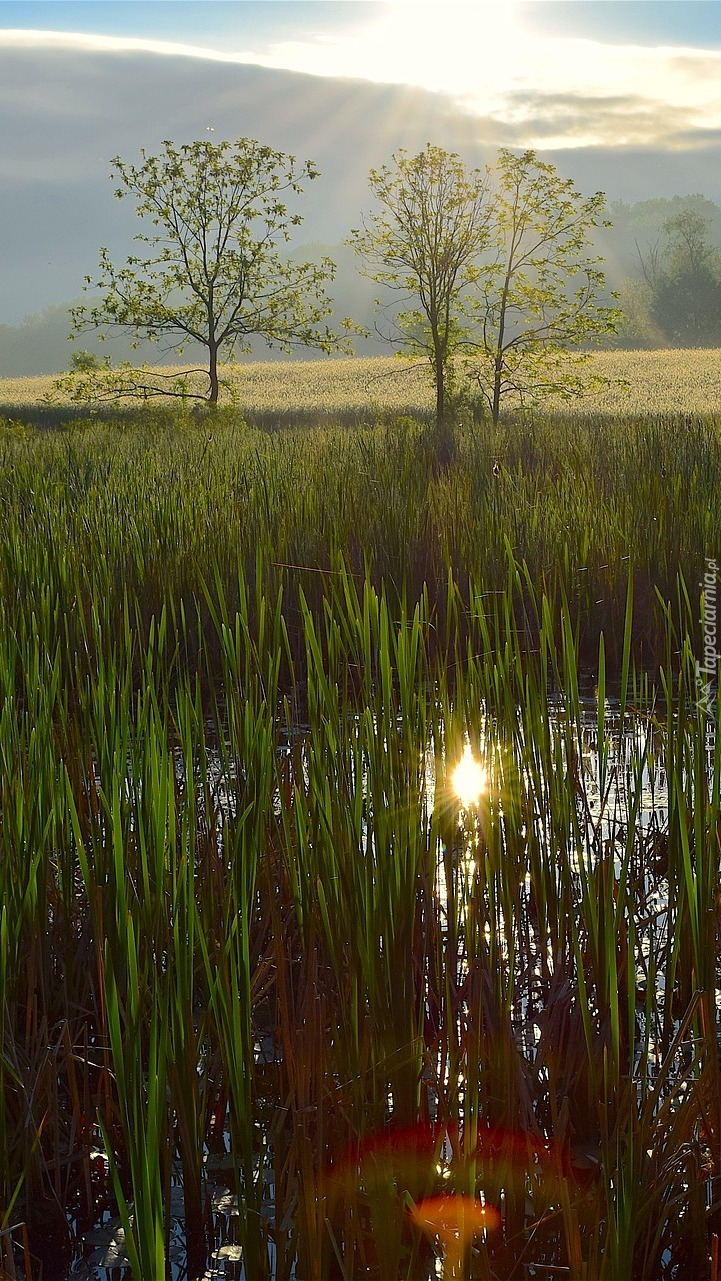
4 1 721 328
4 2 721 150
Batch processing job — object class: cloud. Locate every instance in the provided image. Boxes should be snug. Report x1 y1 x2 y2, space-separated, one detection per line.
458 38 721 149
488 90 719 151
0 26 253 62
5 21 721 151
3 37 721 326
0 44 496 321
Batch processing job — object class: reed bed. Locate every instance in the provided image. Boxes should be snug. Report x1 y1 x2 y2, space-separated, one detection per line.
0 407 719 1279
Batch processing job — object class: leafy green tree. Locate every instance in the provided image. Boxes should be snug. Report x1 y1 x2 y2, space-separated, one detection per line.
611 277 664 349
648 211 721 346
350 144 491 427
470 149 619 424
72 138 343 403
661 209 712 277
69 349 106 373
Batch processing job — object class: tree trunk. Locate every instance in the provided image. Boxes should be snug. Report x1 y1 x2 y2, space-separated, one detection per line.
435 357 445 427
492 255 513 426
436 372 445 426
208 342 219 404
492 356 503 425
428 350 457 471
432 330 445 427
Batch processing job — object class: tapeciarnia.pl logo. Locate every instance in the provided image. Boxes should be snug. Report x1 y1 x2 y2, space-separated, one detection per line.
697 558 718 717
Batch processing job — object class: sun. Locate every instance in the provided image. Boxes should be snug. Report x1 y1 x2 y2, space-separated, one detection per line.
365 2 525 101
242 2 527 119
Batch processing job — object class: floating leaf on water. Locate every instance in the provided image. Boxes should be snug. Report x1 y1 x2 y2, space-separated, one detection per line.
215 1244 243 1261
89 1224 131 1270
84 1216 128 1248
211 1187 240 1215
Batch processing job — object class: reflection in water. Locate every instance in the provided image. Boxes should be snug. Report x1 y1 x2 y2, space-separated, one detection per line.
451 744 488 808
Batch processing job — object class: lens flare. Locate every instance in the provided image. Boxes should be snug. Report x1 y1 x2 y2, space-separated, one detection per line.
409 1194 500 1275
451 744 487 807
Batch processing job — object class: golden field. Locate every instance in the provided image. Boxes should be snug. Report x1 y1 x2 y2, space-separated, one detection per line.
2 348 721 416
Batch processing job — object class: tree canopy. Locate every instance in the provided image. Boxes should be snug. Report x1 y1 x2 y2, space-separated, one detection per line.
350 144 490 428
70 138 345 403
470 149 619 424
352 145 618 428
648 211 721 346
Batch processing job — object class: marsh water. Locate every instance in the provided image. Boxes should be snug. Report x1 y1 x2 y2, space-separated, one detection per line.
54 692 719 1281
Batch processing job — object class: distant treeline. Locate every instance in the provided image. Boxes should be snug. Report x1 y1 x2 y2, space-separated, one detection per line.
601 193 721 348
3 193 721 377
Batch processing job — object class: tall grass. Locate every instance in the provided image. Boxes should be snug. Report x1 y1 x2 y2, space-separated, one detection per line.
0 407 719 1278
